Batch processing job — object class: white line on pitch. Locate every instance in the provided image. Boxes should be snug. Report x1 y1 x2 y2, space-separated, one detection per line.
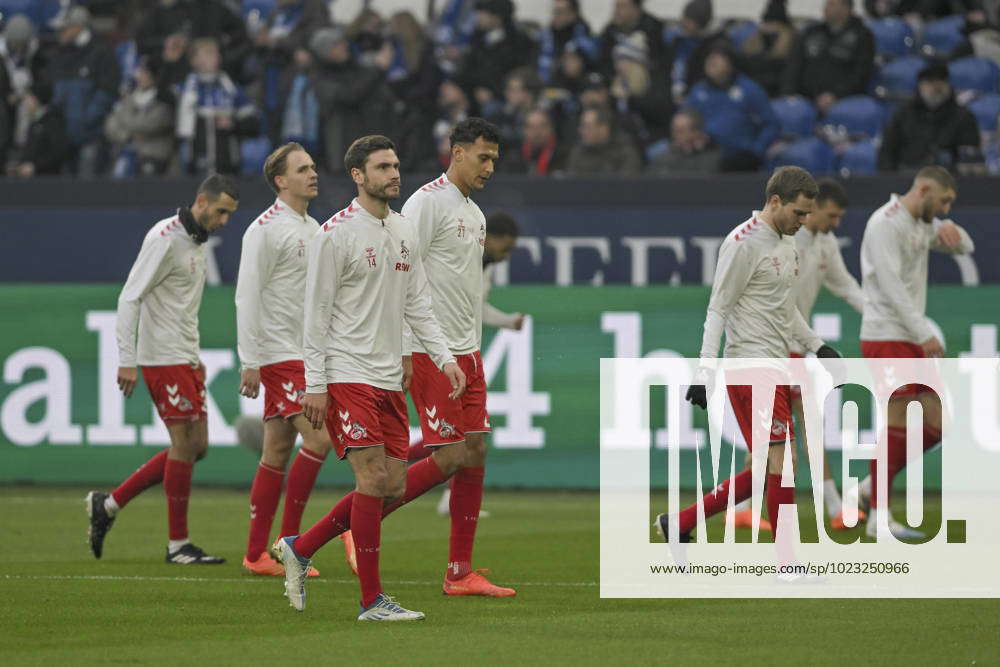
1 573 598 587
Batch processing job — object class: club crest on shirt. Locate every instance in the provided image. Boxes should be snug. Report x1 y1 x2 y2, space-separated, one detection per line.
400 240 410 260
365 247 377 268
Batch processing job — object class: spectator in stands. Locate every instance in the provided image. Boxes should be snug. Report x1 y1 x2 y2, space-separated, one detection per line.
6 80 69 177
878 60 984 172
48 6 120 176
566 105 641 175
538 0 598 84
865 0 986 23
740 0 797 97
1 14 47 167
176 38 259 175
277 48 320 154
599 0 671 80
686 44 779 171
427 80 471 171
348 8 389 68
647 108 721 174
252 0 329 145
674 0 730 98
783 0 875 113
386 11 444 171
610 29 673 145
105 57 175 177
484 66 542 148
505 107 569 175
136 0 251 83
309 26 396 173
455 0 535 111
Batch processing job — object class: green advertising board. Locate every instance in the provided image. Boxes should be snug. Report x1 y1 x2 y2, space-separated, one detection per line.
1 285 995 489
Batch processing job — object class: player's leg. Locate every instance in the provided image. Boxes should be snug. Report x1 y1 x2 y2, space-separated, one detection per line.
732 449 771 531
243 417 297 574
280 415 331 538
792 395 855 529
163 418 224 563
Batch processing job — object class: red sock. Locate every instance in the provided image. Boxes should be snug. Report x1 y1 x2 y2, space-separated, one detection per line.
678 468 754 534
163 458 193 541
871 426 907 510
407 438 433 462
111 450 168 507
383 457 448 517
447 466 484 581
767 473 796 564
245 462 284 560
280 447 326 538
352 492 383 608
295 491 354 558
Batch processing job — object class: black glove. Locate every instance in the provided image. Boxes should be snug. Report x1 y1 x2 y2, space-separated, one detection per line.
816 344 841 358
816 344 846 387
685 384 707 410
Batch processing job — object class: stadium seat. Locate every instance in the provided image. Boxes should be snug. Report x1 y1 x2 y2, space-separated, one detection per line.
726 20 758 50
867 17 915 60
921 15 966 57
873 55 926 99
949 57 1000 94
966 93 1000 132
241 137 272 175
823 95 887 139
242 0 276 19
771 96 817 139
772 137 836 174
838 139 879 176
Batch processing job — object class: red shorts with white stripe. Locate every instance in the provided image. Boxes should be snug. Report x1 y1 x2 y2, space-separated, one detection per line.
141 363 206 423
409 351 490 446
260 360 305 421
725 367 795 451
860 340 931 398
325 383 409 461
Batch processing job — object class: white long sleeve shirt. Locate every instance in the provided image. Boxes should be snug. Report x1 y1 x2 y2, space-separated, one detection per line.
401 174 486 355
788 227 865 354
860 194 975 343
482 262 520 330
700 213 823 361
116 214 205 367
235 199 318 369
303 199 456 393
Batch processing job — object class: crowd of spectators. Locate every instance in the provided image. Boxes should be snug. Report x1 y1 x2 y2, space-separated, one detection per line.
2 0 1000 179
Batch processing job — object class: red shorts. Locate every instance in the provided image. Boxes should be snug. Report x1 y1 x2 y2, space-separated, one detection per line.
409 351 490 446
325 383 409 461
725 367 795 451
789 352 804 400
860 340 931 398
261 360 305 421
141 363 206 423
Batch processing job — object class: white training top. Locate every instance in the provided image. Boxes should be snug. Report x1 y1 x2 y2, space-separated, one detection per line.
482 262 520 330
700 213 823 360
401 173 486 356
235 198 318 369
116 214 206 367
788 227 865 354
303 199 455 393
860 194 975 343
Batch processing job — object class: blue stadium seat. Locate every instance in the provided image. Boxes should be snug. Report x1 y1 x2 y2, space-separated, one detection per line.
241 137 272 175
966 93 1000 132
726 20 758 50
949 57 1000 94
867 17 915 60
921 15 965 57
824 95 887 139
838 139 878 175
874 55 926 99
772 137 836 175
771 96 817 139
1 0 59 28
242 0 276 19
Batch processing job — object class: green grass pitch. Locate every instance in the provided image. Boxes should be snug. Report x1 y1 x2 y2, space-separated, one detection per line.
2 485 998 665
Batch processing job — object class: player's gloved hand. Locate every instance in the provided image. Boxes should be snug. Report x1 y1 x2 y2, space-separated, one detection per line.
685 384 707 410
816 345 841 358
815 344 847 388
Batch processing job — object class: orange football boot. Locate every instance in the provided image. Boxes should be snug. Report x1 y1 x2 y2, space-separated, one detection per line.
442 569 516 597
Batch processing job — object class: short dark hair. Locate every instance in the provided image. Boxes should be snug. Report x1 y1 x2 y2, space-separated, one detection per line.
450 117 500 148
198 173 239 202
765 166 818 204
916 165 957 192
263 142 305 194
816 178 849 208
486 211 519 237
344 135 397 174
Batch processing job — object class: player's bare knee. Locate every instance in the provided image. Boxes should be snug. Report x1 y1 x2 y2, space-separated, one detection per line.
431 445 464 477
766 444 785 475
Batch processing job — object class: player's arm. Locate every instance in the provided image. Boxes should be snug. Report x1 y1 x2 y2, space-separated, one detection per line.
235 226 277 398
868 220 936 345
483 301 524 330
930 218 975 255
301 230 339 429
115 233 172 397
404 253 465 399
400 192 438 353
823 241 865 314
789 305 825 354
